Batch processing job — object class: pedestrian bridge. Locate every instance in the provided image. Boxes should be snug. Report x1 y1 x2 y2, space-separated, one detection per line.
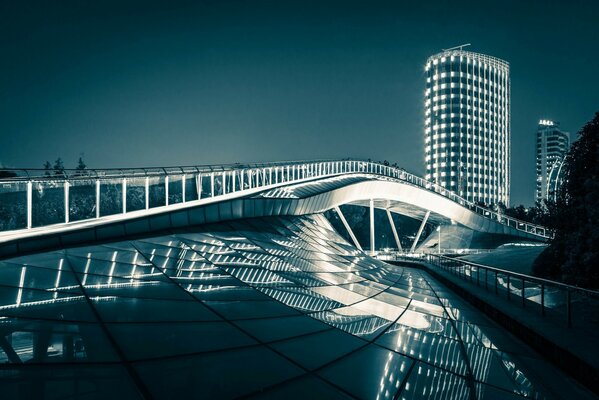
0 160 548 258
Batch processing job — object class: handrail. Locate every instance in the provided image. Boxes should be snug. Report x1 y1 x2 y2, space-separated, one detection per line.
429 254 599 296
424 253 599 328
0 159 551 239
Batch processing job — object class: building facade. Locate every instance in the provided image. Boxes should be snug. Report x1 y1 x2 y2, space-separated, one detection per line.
424 49 510 206
535 119 569 203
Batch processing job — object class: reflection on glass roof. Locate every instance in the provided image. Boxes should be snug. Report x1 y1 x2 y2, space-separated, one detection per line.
0 214 577 399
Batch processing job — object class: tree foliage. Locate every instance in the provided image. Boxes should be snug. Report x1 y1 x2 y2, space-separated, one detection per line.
533 111 599 288
76 156 86 171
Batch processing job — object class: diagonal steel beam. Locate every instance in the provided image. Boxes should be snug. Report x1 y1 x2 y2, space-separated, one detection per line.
334 206 363 251
386 209 403 251
410 210 430 253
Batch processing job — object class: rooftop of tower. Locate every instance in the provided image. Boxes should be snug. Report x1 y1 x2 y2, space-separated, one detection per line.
426 48 509 71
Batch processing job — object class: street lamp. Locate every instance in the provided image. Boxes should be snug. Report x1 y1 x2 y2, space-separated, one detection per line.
437 226 441 254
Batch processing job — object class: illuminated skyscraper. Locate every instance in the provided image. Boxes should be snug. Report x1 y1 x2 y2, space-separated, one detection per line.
535 120 569 202
424 47 510 206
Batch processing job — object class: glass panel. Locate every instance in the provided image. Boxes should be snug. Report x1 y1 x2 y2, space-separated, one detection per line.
107 321 255 360
0 181 27 231
317 345 412 400
185 175 199 201
99 179 122 217
133 346 303 399
69 179 95 222
0 365 143 399
148 176 166 208
234 170 242 191
201 174 212 198
270 328 364 370
32 180 65 227
0 319 119 363
256 169 264 186
168 175 183 204
213 173 223 196
225 171 233 193
126 177 146 212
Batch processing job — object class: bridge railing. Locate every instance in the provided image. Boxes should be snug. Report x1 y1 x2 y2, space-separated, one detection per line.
0 159 550 238
424 254 599 329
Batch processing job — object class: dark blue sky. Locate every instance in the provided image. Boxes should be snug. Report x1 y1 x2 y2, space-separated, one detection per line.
1 0 598 205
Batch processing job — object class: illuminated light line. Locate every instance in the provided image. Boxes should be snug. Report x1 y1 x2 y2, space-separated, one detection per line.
16 266 27 306
53 259 64 299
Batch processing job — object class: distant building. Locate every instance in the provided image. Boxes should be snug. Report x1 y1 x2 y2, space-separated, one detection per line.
535 120 570 203
424 47 510 206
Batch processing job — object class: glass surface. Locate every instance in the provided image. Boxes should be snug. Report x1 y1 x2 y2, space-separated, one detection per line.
99 179 122 217
32 180 65 226
148 176 165 208
0 181 27 231
133 347 303 399
0 214 584 399
201 174 212 198
213 173 223 196
167 175 183 204
126 177 146 212
69 179 96 222
184 174 199 201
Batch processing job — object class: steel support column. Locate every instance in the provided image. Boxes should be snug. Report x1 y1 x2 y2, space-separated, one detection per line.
410 211 430 253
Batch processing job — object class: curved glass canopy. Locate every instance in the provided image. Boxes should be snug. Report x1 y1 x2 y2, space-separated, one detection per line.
0 215 585 399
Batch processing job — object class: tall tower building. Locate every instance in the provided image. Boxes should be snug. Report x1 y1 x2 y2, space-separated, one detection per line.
535 120 569 203
424 47 510 206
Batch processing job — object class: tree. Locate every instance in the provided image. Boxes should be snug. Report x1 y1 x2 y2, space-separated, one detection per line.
76 156 87 171
53 158 64 175
533 111 599 288
43 161 52 176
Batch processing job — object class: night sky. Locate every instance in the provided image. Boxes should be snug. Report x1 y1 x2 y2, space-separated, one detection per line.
1 1 598 206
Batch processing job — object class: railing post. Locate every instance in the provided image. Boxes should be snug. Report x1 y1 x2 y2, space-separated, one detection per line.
64 181 70 223
507 275 511 300
26 181 32 229
210 173 215 196
182 174 187 200
222 172 226 194
495 271 498 295
541 283 545 316
122 178 127 213
484 268 488 289
145 177 150 208
96 180 101 218
164 176 169 206
196 174 202 199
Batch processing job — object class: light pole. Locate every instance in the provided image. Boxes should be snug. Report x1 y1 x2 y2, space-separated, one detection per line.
437 226 441 254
